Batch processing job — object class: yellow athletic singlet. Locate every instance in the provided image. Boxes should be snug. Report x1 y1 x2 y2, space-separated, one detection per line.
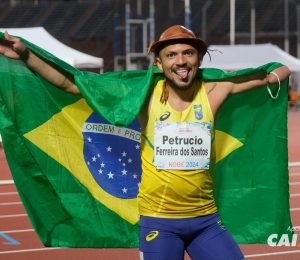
138 80 217 218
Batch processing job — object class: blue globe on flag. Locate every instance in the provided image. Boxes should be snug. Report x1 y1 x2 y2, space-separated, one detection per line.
82 113 141 199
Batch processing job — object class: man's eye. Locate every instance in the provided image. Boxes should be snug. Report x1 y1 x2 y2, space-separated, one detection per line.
166 53 176 58
185 50 194 56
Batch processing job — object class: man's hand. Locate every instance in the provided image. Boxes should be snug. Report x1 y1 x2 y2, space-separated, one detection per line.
0 31 28 60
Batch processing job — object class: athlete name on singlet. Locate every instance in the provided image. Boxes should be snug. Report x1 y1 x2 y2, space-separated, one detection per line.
154 122 211 170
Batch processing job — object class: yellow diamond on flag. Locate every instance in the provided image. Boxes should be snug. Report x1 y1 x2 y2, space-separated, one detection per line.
215 130 244 163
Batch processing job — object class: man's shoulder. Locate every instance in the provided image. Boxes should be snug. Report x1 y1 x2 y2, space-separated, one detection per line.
202 80 233 96
202 81 217 91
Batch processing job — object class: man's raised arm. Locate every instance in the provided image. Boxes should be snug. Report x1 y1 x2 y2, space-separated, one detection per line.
0 31 81 96
229 65 291 95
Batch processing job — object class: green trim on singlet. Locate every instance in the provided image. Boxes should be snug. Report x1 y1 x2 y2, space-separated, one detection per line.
142 133 154 150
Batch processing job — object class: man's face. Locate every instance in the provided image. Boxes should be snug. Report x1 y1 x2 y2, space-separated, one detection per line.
156 43 201 90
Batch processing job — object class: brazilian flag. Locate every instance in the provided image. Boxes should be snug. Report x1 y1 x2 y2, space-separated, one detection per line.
0 33 292 247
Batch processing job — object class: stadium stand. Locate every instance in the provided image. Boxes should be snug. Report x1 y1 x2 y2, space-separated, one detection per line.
0 0 299 72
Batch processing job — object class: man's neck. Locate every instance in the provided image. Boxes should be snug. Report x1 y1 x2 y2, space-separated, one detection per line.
166 80 197 111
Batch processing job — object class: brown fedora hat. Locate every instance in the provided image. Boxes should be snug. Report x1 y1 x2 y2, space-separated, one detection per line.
148 25 207 54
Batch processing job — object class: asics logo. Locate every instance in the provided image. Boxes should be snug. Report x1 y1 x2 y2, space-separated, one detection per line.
146 230 159 241
159 111 171 121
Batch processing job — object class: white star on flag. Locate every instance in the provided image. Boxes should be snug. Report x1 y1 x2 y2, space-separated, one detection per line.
107 171 114 179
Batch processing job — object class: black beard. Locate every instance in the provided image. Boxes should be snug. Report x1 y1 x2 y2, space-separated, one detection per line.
165 76 196 91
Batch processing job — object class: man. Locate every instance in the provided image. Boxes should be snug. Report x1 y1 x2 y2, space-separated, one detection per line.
0 25 291 259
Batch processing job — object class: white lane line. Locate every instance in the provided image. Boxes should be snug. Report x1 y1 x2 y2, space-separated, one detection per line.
0 180 14 185
0 229 34 234
290 226 300 230
0 247 62 254
0 202 22 206
0 214 27 218
290 193 300 197
245 249 300 258
290 208 300 212
289 162 300 167
0 192 18 196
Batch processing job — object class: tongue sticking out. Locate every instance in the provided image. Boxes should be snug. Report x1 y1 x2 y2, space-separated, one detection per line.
176 70 189 81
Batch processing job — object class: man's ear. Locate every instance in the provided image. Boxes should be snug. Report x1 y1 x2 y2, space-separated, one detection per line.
197 53 203 67
155 56 163 70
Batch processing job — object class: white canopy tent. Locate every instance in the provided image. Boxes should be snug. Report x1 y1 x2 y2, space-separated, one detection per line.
1 27 103 71
202 43 300 72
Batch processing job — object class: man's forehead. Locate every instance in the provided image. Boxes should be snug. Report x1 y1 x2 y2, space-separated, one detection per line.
160 43 198 53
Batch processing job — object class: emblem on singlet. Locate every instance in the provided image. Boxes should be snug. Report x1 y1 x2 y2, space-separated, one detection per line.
193 104 203 120
159 111 171 121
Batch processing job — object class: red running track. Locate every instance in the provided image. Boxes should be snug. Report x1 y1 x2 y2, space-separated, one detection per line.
0 110 300 260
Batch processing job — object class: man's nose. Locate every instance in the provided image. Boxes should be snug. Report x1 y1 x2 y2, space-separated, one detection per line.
175 54 187 65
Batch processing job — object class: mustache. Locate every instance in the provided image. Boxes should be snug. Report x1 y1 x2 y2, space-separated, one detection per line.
173 66 191 72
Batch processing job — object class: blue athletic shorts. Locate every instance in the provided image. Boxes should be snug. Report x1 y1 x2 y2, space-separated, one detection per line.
139 213 244 260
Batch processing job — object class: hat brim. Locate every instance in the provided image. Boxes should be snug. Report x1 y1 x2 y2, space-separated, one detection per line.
148 38 207 54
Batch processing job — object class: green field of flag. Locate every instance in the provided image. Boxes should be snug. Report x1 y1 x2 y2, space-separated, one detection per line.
0 32 292 247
